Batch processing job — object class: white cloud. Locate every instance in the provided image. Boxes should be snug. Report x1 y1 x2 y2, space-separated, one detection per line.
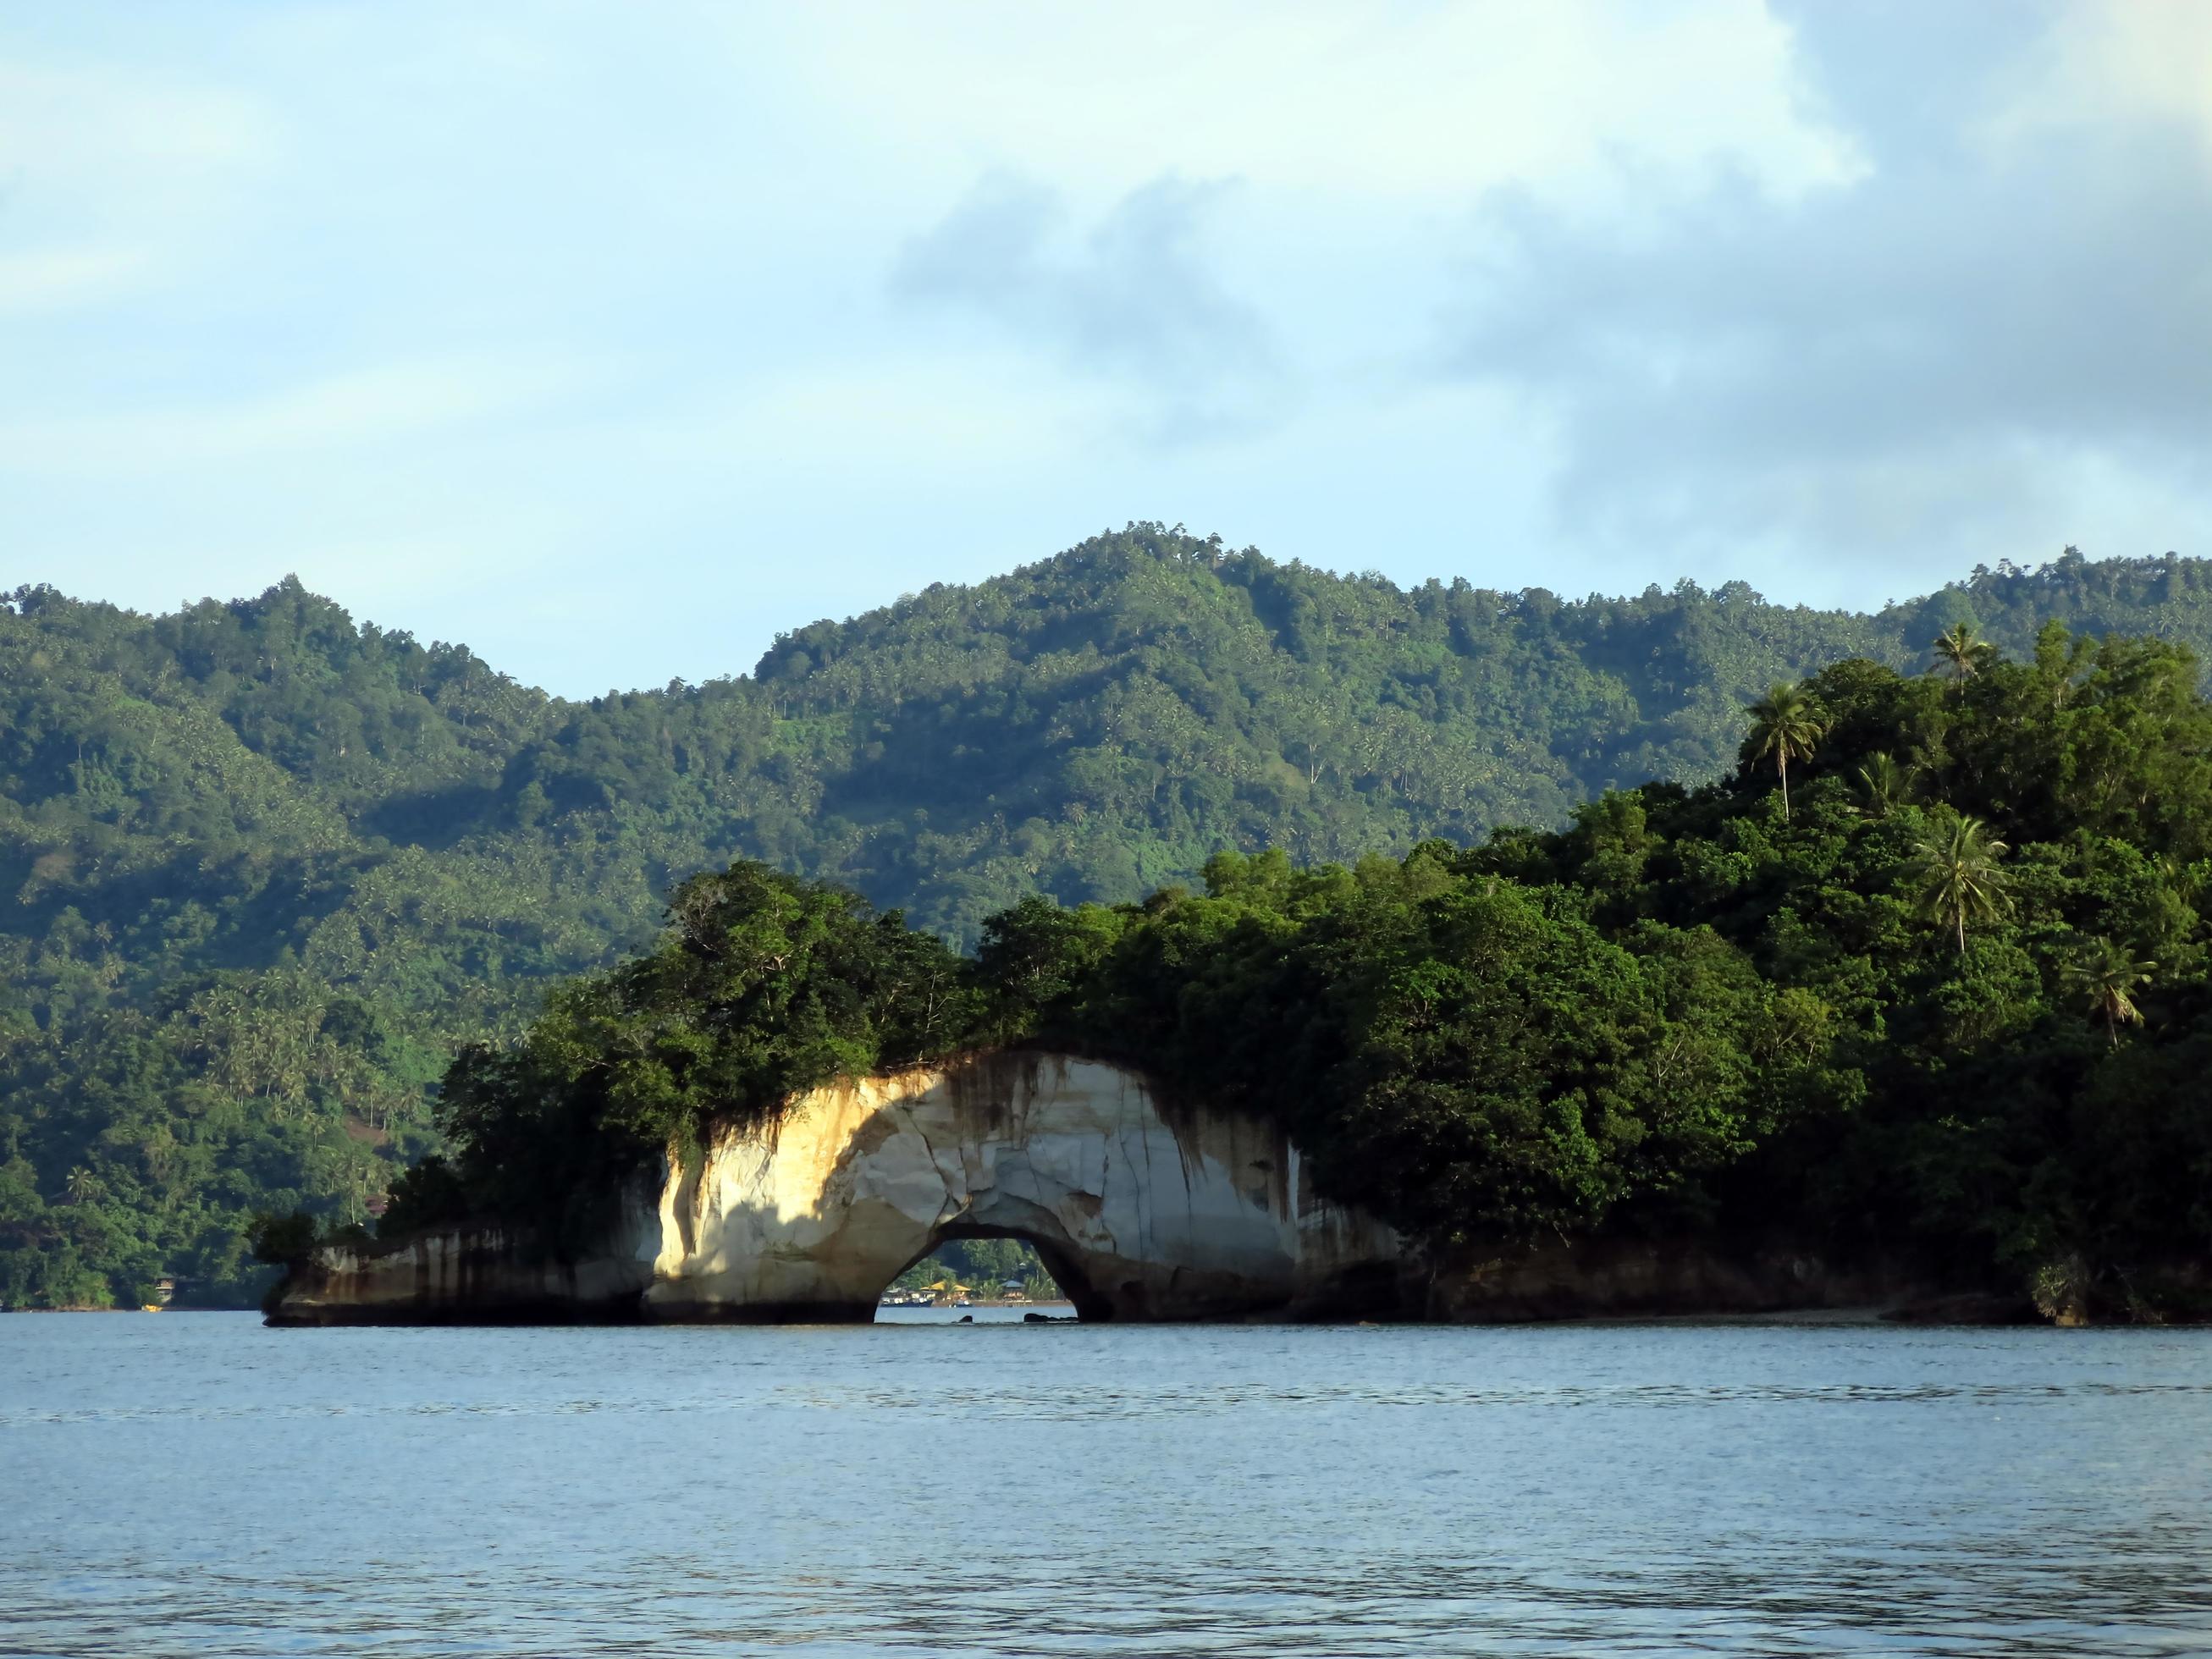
0 56 277 309
0 246 146 314
774 0 1856 207
0 60 274 186
1 356 599 475
1433 0 2212 586
1985 1 2212 163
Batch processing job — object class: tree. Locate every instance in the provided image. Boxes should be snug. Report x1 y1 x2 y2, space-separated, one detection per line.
1932 622 1994 692
2058 936 2154 1047
1743 682 1825 819
1906 814 2011 953
247 1209 320 1265
1853 752 1917 818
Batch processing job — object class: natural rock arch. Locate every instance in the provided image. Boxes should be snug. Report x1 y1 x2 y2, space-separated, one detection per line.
270 1052 1410 1325
644 1051 1405 1322
874 1221 1111 1320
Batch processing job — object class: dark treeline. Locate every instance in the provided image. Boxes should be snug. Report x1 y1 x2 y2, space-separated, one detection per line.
6 528 2212 1307
397 623 2212 1321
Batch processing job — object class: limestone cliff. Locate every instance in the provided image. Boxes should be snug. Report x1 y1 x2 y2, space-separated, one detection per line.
268 1051 1412 1326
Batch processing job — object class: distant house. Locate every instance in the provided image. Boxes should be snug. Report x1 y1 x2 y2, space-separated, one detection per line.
1001 1279 1028 1301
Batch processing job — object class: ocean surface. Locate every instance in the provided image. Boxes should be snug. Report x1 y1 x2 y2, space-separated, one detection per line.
3 1310 2209 1657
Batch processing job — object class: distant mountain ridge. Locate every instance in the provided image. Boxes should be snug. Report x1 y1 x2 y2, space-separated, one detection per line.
3 527 2209 1304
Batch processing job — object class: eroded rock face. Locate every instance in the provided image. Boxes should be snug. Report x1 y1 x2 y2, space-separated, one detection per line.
266 1211 659 1326
269 1052 1409 1325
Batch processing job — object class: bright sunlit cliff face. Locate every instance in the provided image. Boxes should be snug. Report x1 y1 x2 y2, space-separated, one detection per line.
5 1 2208 694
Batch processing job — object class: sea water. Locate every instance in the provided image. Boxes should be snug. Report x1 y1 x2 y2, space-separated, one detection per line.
3 1311 2208 1656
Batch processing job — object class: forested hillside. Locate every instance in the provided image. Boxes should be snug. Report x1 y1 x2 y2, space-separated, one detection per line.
387 625 2212 1323
6 526 2210 1305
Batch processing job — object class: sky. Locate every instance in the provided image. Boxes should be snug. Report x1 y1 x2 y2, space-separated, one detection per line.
4 1 2209 695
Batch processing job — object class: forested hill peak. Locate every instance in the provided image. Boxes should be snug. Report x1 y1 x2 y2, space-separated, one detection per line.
749 529 2205 700
11 529 2212 942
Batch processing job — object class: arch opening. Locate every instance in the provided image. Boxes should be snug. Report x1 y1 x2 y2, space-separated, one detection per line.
872 1223 1112 1322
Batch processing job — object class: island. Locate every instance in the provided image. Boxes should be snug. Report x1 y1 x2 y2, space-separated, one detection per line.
246 630 2212 1328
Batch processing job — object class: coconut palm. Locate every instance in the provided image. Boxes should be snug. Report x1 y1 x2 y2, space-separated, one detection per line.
1931 622 1994 692
2058 935 2154 1047
1743 681 1826 820
1854 752 1917 818
1906 814 2011 952
64 1166 98 1204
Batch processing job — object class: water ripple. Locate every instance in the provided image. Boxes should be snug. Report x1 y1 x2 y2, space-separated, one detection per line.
4 1316 2209 1656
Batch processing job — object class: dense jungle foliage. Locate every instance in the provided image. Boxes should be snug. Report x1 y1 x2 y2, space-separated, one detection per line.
399 621 2212 1319
7 527 2211 1307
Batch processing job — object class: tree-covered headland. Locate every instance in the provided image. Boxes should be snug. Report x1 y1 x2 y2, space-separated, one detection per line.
400 621 2212 1322
5 531 2210 1311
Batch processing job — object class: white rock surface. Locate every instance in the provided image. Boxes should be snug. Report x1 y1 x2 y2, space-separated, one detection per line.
649 1051 1403 1320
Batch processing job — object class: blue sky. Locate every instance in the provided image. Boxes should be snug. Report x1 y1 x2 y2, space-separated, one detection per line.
5 2 2208 694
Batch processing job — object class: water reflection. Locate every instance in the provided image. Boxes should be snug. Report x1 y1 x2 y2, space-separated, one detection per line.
3 1315 2209 1656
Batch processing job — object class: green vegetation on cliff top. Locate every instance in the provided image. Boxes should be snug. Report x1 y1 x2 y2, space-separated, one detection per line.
4 527 2210 1308
411 626 2212 1321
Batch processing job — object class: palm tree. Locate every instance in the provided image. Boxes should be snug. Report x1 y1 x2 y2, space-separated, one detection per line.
2058 935 2154 1047
1854 752 1917 818
1744 682 1826 820
1906 815 2011 952
64 1166 98 1204
1932 622 1994 692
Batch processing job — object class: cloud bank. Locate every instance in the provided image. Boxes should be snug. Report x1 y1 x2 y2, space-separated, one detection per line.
1439 0 2212 584
1 2 2204 690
